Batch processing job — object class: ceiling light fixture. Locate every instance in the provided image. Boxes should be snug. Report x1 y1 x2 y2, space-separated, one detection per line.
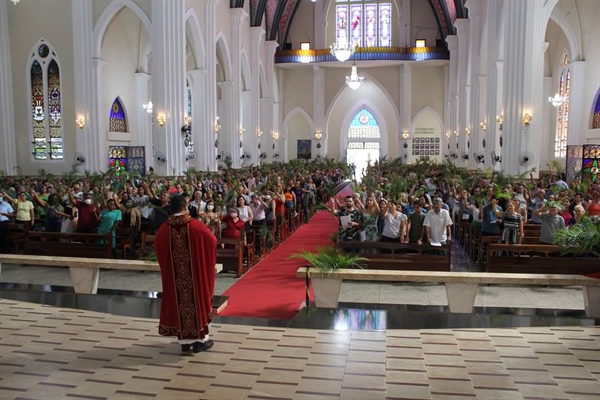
330 41 356 63
345 60 363 90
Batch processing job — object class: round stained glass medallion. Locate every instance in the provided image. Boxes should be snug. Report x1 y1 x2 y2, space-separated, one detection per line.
38 44 49 58
359 114 369 125
112 103 120 114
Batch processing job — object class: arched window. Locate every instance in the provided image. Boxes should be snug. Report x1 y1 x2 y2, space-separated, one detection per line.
346 108 381 181
334 0 392 48
554 52 570 158
592 89 600 129
29 39 63 160
184 79 194 154
109 97 128 132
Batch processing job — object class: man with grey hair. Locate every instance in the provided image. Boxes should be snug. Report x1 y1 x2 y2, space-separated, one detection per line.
423 198 453 245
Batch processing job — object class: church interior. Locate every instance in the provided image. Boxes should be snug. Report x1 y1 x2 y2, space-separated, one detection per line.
0 0 599 398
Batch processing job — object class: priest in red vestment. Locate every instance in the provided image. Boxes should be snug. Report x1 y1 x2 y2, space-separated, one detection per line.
155 195 217 354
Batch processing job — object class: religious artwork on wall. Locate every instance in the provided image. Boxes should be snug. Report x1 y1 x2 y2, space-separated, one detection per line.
336 5 349 47
109 146 128 177
592 95 600 129
127 146 146 176
379 3 391 47
109 98 128 133
350 4 362 47
364 4 377 47
582 144 600 182
565 145 583 184
297 140 312 159
31 60 46 160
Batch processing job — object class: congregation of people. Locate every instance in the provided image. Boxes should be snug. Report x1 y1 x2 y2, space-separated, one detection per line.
1 161 599 258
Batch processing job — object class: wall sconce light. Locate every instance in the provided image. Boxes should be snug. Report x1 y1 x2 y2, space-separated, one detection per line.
76 117 85 129
258 130 263 138
454 130 459 137
157 115 166 126
522 113 532 126
184 115 192 125
315 131 323 140
496 115 504 131
466 128 471 135
445 132 451 139
143 101 153 114
214 117 221 133
480 121 487 132
272 131 279 141
402 130 409 140
239 127 245 135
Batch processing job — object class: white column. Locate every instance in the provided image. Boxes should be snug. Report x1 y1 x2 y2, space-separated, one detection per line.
249 27 264 164
455 18 471 167
218 81 234 164
313 65 325 158
203 0 219 171
151 0 186 175
264 41 279 160
134 73 152 164
260 97 271 162
0 0 17 172
92 58 109 171
229 8 248 168
241 90 253 165
446 35 459 164
401 64 412 161
189 69 212 171
501 0 545 176
564 61 586 146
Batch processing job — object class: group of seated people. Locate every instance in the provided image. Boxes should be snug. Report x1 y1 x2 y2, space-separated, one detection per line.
0 168 348 256
329 174 599 250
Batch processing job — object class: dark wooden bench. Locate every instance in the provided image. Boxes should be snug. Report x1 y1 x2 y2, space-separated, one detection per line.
487 243 600 274
16 231 115 259
217 238 249 277
337 241 451 271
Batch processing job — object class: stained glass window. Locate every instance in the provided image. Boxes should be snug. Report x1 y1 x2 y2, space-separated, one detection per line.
127 146 146 176
336 5 349 47
554 53 570 158
29 40 63 160
378 3 391 47
334 1 392 48
582 145 600 183
109 98 128 132
592 90 600 129
566 145 583 184
109 146 127 177
349 108 381 139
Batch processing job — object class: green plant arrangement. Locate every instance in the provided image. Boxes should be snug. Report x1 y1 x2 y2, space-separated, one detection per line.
289 245 368 274
552 218 600 257
258 224 274 251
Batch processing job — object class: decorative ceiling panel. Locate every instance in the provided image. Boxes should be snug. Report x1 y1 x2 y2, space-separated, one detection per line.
279 0 299 45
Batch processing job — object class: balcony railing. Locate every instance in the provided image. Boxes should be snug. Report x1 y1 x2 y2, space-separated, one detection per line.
275 46 449 64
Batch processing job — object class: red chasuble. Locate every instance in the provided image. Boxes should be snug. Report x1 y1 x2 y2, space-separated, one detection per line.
155 214 217 340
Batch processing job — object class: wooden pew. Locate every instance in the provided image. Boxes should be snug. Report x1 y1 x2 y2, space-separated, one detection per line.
17 231 115 259
337 242 451 271
296 267 600 317
486 244 600 274
217 238 247 277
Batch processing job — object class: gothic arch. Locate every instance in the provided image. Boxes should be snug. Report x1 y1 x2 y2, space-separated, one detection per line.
283 107 314 139
109 96 129 132
258 62 267 98
215 32 232 82
546 1 582 61
590 87 600 129
93 0 152 58
339 102 389 157
185 8 207 70
325 71 400 132
411 106 444 134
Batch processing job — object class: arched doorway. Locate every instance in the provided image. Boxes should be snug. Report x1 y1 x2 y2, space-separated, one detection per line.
346 108 381 181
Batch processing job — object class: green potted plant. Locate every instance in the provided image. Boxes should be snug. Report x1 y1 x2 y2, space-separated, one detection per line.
552 217 600 257
290 245 368 308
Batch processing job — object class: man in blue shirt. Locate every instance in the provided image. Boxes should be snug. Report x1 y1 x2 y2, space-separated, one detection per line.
0 195 15 253
478 195 502 236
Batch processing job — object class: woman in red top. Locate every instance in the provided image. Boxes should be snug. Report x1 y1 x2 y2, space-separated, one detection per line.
222 208 245 246
587 191 600 217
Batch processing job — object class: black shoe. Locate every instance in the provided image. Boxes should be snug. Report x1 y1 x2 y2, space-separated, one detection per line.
192 340 214 353
181 344 192 354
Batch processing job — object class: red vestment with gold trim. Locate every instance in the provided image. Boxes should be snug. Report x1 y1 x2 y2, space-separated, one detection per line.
155 214 216 340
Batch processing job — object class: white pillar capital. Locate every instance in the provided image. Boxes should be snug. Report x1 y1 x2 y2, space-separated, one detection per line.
250 26 265 43
230 7 249 25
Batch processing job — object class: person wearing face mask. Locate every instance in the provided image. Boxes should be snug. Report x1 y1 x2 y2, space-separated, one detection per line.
0 195 15 253
202 201 221 237
223 207 245 246
69 191 100 233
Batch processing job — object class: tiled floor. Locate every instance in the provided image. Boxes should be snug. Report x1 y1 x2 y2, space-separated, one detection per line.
0 299 599 400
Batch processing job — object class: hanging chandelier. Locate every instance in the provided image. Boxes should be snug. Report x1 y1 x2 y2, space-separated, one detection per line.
345 61 363 90
548 93 568 108
142 101 153 114
11 0 19 4
330 41 356 63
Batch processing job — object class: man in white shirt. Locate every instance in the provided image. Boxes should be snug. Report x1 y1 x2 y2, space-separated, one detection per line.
423 198 453 245
0 195 15 253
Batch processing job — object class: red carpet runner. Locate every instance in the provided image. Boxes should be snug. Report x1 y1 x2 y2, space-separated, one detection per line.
220 211 338 320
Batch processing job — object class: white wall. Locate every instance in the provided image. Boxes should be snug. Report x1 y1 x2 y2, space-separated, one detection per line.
411 65 445 120
286 112 313 160
8 0 75 175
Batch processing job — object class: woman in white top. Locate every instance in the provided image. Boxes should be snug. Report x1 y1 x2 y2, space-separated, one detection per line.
236 195 253 224
190 189 206 216
381 201 407 242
